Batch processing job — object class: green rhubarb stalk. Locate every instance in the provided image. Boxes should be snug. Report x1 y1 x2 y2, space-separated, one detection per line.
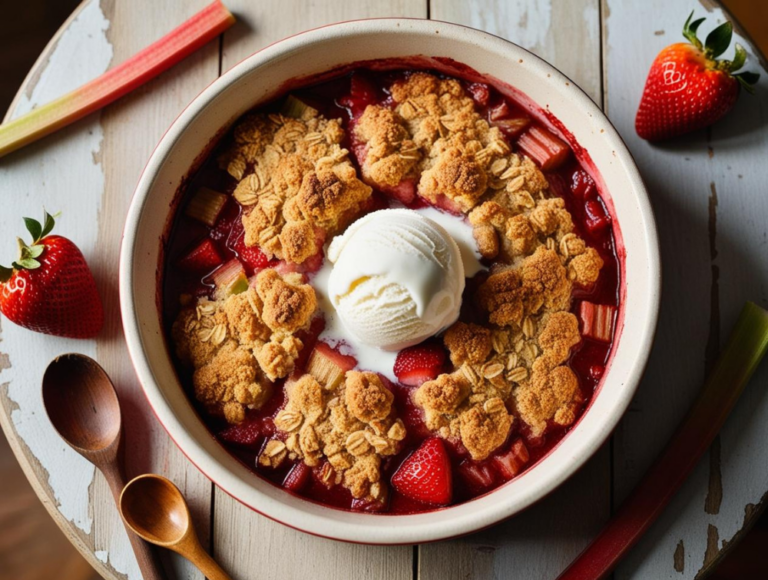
558 301 768 580
0 1 235 159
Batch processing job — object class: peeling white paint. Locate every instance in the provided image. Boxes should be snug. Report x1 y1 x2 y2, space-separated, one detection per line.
0 1 139 578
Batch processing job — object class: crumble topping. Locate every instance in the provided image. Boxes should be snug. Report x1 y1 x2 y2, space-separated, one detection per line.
269 369 406 503
222 107 372 264
354 105 421 187
175 71 613 473
172 269 317 423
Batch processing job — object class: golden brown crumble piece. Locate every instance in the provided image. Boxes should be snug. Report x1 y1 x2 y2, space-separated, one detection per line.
413 371 514 461
567 247 604 286
283 164 372 233
418 147 488 212
354 105 421 187
459 400 513 461
224 107 372 264
477 247 571 327
255 269 317 334
415 372 469 417
514 364 582 437
443 322 493 366
172 270 317 424
193 341 272 424
344 371 394 423
271 368 406 503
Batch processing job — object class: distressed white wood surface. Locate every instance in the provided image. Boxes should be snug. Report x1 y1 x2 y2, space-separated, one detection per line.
605 1 768 578
0 1 766 579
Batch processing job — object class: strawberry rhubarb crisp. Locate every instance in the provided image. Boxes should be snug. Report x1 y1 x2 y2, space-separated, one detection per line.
163 66 620 514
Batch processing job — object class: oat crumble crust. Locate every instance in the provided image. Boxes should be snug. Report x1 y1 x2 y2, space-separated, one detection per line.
270 370 406 502
221 107 372 264
172 269 317 424
175 72 611 482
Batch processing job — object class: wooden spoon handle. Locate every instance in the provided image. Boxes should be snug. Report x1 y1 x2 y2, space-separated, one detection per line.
101 464 166 580
188 547 233 580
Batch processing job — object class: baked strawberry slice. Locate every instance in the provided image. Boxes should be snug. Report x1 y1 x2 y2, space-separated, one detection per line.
218 416 273 448
391 437 453 506
283 461 311 493
230 231 274 274
492 439 530 481
177 238 223 274
0 210 104 338
394 342 447 387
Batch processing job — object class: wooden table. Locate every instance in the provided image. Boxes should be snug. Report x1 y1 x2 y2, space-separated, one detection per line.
1 1 767 579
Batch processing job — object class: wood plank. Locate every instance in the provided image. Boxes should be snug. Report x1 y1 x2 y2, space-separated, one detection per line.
420 1 608 578
211 2 424 578
603 1 768 578
430 0 603 104
95 1 220 578
0 1 221 579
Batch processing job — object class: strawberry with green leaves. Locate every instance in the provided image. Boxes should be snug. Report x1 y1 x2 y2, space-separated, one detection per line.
0 211 104 338
635 12 760 141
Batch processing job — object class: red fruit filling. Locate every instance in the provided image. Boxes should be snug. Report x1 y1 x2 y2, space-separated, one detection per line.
162 66 622 516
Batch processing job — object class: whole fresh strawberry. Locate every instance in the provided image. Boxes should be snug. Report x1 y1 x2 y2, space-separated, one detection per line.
635 12 759 141
0 211 104 338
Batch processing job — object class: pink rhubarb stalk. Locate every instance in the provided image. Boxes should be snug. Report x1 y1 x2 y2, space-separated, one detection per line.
0 1 234 158
558 301 768 580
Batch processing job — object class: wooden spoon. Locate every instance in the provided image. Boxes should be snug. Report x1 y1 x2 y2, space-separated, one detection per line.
119 474 232 580
42 353 164 580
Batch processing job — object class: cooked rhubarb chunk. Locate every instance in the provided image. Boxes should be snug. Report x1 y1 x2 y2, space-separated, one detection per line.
211 258 248 297
517 126 570 171
306 342 357 389
492 439 530 481
580 301 616 343
185 187 228 226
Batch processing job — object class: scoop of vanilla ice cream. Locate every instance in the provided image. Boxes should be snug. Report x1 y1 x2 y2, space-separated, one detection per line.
327 209 464 351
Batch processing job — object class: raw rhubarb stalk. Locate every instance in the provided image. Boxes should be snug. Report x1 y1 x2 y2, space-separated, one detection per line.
185 187 228 226
580 302 616 343
0 1 235 158
517 125 570 171
557 302 768 580
212 258 248 297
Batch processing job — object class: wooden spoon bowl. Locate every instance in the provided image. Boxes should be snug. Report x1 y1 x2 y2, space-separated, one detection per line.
120 474 189 546
120 474 232 580
43 354 121 455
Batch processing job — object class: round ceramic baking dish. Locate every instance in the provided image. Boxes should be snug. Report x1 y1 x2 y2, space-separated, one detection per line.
120 18 660 544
